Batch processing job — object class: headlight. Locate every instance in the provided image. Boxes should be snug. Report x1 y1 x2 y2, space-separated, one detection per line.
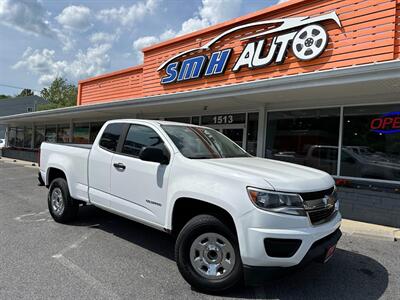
247 187 306 216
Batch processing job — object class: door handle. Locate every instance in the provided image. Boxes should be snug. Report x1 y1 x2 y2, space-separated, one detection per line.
113 163 126 171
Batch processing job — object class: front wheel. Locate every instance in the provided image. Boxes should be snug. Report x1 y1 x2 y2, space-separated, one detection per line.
48 178 78 223
175 214 243 293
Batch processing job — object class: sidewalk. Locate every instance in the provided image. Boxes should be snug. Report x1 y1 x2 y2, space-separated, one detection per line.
341 219 399 242
0 156 38 168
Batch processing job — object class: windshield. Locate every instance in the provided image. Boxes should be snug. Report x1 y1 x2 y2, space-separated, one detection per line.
162 125 251 159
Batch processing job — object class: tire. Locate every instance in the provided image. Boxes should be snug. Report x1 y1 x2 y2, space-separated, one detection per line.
175 214 243 293
48 178 78 223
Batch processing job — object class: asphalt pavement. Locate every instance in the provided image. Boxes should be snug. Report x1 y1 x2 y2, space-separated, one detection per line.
0 160 399 299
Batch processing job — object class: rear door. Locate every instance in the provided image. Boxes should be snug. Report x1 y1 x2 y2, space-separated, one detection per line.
88 122 125 207
110 123 171 226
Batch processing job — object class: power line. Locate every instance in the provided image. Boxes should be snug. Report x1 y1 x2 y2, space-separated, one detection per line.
0 84 41 93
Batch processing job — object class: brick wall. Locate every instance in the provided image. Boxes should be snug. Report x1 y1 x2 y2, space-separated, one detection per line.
338 187 400 228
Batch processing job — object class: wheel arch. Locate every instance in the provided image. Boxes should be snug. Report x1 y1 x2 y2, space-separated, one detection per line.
170 197 237 237
46 167 67 187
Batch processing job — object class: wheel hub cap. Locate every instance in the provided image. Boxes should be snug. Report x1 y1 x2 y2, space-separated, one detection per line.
51 187 64 216
189 233 236 279
305 37 314 47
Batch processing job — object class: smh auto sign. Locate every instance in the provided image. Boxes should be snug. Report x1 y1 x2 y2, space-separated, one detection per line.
158 12 342 84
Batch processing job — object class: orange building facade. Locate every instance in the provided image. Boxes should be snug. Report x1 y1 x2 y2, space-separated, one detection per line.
78 0 400 106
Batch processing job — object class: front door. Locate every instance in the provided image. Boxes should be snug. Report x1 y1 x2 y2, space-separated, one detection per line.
109 124 171 227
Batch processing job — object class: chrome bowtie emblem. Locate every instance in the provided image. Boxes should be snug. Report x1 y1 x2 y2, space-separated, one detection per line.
322 196 329 206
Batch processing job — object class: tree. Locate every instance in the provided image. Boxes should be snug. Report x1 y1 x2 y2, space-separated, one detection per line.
17 88 34 97
38 77 77 111
0 94 11 100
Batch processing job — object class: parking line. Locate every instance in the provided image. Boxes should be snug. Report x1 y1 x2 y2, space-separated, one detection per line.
54 254 121 300
52 229 120 300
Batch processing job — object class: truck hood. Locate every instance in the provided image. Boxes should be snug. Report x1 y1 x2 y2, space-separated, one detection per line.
201 157 334 193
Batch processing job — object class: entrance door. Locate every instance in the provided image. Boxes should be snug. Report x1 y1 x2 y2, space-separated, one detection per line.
221 128 244 147
208 124 246 148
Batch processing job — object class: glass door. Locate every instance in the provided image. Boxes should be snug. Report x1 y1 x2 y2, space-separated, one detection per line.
208 124 246 148
221 128 244 147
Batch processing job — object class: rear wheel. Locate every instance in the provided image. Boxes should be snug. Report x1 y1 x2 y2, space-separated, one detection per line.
175 214 242 293
48 178 78 223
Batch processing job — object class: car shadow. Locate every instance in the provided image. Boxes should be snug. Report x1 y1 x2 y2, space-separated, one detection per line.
72 206 389 300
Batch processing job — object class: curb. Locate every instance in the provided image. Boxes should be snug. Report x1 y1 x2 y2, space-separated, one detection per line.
341 219 399 242
0 157 38 168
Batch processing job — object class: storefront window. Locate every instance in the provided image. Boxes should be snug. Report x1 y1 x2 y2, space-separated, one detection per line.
34 127 45 148
165 117 191 123
201 113 246 125
24 127 32 148
341 105 400 181
246 113 259 156
45 126 57 143
266 108 340 175
73 123 90 144
57 125 70 143
16 128 24 147
8 128 16 147
191 116 200 125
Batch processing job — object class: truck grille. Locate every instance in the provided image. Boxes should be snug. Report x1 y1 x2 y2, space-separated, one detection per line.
308 206 335 224
301 186 336 225
300 187 335 201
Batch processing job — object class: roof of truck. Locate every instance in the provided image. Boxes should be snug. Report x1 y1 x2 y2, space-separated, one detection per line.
106 119 203 128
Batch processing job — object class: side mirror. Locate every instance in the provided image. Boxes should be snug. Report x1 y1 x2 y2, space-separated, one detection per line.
139 146 170 165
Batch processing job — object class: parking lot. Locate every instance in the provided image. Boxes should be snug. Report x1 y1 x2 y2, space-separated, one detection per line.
0 160 399 300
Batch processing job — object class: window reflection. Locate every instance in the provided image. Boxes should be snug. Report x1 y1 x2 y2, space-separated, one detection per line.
341 105 400 181
266 108 340 175
73 123 90 144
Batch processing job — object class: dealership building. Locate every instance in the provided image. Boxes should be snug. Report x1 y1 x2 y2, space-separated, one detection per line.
0 0 399 227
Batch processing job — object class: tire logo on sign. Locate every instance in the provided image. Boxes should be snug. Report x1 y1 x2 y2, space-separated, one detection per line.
158 11 341 84
292 24 328 61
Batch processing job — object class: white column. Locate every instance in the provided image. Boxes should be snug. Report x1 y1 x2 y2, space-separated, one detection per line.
256 105 267 158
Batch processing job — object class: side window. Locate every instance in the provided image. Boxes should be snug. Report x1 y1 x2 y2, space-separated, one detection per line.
122 124 165 157
99 123 124 152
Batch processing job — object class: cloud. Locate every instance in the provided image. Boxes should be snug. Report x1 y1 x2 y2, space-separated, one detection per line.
70 44 112 78
90 31 120 44
0 0 54 36
12 48 67 85
56 5 92 31
132 36 160 61
13 44 112 85
132 0 242 62
98 0 160 26
197 0 242 25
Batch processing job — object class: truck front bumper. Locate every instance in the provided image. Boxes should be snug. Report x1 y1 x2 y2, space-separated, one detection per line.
243 228 342 285
238 203 341 265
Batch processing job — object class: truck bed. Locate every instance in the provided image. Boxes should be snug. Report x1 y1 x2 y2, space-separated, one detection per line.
40 142 91 202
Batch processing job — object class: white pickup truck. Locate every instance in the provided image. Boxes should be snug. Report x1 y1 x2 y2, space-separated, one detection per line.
39 119 341 292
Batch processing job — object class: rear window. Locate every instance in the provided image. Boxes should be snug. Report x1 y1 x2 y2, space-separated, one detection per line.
99 123 124 152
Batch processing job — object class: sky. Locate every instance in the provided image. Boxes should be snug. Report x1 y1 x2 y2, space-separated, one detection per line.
0 0 287 96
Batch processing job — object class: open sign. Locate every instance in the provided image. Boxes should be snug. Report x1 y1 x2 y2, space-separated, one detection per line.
370 112 400 134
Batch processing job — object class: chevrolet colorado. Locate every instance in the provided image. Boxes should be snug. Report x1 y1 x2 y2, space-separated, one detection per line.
39 119 341 292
